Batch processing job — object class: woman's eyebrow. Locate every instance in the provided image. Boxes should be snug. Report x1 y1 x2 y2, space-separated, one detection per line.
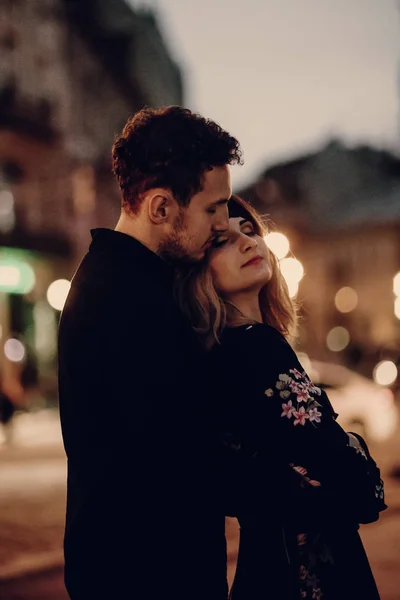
239 219 252 226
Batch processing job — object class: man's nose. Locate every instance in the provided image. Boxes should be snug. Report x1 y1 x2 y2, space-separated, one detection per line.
213 205 229 232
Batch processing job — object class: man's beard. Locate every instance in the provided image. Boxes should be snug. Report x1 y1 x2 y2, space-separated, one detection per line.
158 235 192 263
158 213 202 264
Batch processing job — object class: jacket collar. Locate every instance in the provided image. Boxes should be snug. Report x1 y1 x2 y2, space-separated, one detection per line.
89 228 172 280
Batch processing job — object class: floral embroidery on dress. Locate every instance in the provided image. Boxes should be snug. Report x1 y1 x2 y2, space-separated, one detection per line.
375 480 384 500
293 406 309 426
347 432 368 459
264 369 323 427
297 532 334 599
355 445 368 460
298 564 324 599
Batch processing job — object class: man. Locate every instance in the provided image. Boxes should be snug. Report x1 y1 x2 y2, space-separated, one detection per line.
58 106 242 599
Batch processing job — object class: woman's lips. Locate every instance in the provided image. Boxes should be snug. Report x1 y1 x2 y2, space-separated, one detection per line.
242 256 263 268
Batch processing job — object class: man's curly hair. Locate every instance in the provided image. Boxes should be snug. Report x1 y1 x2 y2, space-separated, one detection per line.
112 106 242 212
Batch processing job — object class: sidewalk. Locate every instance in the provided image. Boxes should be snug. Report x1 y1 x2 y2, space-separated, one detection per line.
1 409 400 599
0 410 67 581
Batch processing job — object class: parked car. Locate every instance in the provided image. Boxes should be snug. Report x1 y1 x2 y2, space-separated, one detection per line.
297 354 398 442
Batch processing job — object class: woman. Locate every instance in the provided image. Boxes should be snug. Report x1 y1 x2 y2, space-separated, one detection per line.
176 196 383 600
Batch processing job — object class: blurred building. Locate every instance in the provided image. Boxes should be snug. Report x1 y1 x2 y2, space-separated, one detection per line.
0 0 183 404
239 140 400 376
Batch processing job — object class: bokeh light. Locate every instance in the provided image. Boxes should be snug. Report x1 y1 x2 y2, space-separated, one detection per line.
286 279 299 298
395 297 400 320
393 272 400 296
0 259 35 294
0 265 20 287
373 360 398 386
280 257 304 282
46 279 71 311
0 189 14 212
264 232 290 260
326 326 350 352
4 338 26 362
334 286 358 313
0 189 15 233
279 257 303 298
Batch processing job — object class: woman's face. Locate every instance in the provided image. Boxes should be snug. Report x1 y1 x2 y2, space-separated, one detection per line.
208 216 272 297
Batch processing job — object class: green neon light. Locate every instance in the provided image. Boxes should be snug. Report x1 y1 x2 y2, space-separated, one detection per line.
0 249 36 294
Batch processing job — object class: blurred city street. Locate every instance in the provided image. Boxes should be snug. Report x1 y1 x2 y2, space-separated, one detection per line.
1 0 400 598
0 410 66 588
1 409 400 599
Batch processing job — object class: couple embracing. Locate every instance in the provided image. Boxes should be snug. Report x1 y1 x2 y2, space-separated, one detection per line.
58 107 383 600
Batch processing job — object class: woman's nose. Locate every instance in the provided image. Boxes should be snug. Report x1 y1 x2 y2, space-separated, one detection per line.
239 233 257 253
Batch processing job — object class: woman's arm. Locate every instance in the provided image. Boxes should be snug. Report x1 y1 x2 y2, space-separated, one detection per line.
213 324 360 529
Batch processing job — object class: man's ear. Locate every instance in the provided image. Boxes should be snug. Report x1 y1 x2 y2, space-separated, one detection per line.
148 189 178 224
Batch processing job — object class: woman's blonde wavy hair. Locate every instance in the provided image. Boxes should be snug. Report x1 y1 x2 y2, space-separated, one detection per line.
175 195 298 348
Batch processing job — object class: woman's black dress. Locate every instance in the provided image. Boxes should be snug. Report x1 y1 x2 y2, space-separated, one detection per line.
212 323 381 600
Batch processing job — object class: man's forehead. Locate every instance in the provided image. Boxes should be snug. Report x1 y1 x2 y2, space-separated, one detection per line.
202 165 231 190
188 166 231 206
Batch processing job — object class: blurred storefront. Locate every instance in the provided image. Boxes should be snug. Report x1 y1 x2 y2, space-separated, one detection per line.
239 140 400 384
0 132 73 408
0 246 70 408
0 0 183 407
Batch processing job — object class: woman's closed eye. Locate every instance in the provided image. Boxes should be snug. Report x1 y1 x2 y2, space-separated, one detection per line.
212 236 228 248
212 228 256 248
243 227 256 236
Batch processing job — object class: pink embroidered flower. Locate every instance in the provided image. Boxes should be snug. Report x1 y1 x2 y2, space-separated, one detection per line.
296 390 311 403
293 406 309 426
289 380 302 394
281 400 296 419
302 380 315 393
308 382 322 396
297 533 307 546
299 565 309 580
299 377 320 394
308 407 322 423
290 368 303 380
293 379 308 392
272 369 324 428
312 588 323 600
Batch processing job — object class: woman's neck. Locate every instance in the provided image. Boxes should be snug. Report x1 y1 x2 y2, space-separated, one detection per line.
225 293 263 324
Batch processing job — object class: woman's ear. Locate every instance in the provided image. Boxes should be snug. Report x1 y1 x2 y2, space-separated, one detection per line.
148 189 178 225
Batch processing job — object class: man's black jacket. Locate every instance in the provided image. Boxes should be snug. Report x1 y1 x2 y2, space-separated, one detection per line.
58 229 227 600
